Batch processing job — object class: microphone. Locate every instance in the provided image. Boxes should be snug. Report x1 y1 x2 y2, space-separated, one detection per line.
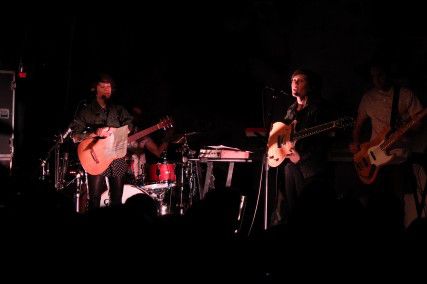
61 128 72 140
264 86 276 92
278 90 291 97
264 86 290 98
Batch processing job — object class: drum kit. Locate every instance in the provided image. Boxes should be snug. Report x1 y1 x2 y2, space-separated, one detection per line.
40 131 201 216
120 131 201 215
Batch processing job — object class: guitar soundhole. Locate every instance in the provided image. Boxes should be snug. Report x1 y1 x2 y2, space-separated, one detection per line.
90 149 99 163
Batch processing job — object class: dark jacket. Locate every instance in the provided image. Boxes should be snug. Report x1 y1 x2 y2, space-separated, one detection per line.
282 98 330 178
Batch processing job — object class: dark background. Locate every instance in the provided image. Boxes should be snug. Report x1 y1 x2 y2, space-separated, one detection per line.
1 0 427 183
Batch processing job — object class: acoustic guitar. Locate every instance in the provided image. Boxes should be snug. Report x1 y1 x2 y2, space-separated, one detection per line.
77 117 173 175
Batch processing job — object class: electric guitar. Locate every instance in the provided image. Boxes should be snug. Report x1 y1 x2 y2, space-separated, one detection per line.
354 108 427 184
77 117 173 175
267 117 353 167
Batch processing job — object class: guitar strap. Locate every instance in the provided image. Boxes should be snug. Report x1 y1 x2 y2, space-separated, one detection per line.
283 102 297 124
390 85 401 131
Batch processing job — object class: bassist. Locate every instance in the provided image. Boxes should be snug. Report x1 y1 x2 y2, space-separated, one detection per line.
349 60 423 231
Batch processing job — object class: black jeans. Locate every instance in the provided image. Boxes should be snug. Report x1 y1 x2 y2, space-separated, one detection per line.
87 174 125 210
271 162 332 225
358 162 416 232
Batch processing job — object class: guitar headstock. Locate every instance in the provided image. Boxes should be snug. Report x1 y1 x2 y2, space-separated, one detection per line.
334 116 354 129
158 116 174 130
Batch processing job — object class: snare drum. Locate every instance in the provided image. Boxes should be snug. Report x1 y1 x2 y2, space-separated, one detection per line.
146 163 176 184
141 163 176 195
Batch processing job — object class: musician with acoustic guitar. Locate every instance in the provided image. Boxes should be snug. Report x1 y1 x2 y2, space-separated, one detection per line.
70 73 134 211
349 60 424 231
270 69 334 225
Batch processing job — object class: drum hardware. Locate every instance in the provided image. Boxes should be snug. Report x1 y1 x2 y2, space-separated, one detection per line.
74 170 88 213
234 195 247 234
187 159 201 203
39 126 89 213
59 152 69 189
173 133 200 214
41 101 85 189
39 132 71 190
39 159 49 181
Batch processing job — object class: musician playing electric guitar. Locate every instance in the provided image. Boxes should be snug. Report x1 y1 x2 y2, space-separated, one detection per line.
271 69 334 226
349 60 423 230
70 73 134 211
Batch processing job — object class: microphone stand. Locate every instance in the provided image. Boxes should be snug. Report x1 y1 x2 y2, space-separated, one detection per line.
261 86 289 230
248 87 276 232
248 86 293 235
262 120 276 230
263 87 276 230
263 145 270 230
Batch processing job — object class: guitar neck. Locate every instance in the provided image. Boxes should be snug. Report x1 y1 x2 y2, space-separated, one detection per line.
381 118 416 151
293 121 337 141
128 124 161 143
381 108 427 151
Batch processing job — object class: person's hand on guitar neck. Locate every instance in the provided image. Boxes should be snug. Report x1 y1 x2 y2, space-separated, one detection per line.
72 126 122 143
349 142 360 154
284 141 300 163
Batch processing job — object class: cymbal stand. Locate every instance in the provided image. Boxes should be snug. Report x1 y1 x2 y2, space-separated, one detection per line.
58 166 87 213
177 136 190 215
54 135 71 191
40 134 67 190
187 158 200 208
174 134 199 214
39 158 49 181
39 138 57 182
75 170 83 213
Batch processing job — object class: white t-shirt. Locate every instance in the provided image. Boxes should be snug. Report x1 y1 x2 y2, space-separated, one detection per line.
357 86 423 161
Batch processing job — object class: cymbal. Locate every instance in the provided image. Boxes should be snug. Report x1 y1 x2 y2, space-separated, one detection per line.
170 132 200 144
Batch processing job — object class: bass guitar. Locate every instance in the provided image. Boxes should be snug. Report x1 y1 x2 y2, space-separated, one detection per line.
354 108 427 184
